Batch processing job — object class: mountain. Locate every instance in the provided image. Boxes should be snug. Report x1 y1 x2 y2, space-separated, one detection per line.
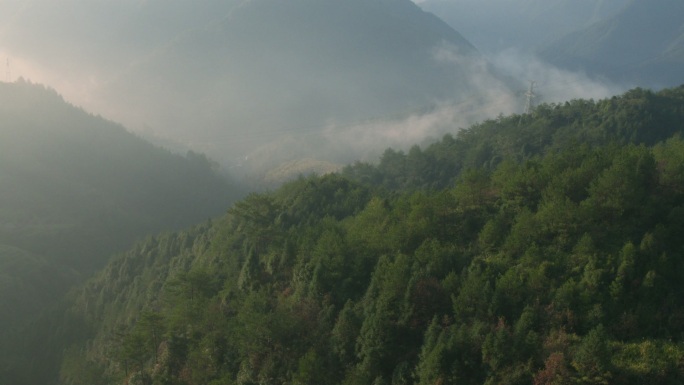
539 0 684 88
50 86 684 385
0 80 240 272
0 80 242 384
1 0 511 170
417 0 630 53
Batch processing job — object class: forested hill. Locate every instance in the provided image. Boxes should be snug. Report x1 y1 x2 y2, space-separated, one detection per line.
0 80 241 272
55 86 684 385
0 80 242 384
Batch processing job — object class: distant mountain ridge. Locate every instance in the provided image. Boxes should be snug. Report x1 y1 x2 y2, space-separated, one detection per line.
1 0 508 169
539 0 684 87
417 0 631 53
0 80 239 271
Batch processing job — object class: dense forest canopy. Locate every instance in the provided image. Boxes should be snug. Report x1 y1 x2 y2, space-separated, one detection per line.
33 86 684 385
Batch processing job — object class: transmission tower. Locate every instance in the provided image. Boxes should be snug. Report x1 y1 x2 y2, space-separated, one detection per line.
5 58 10 83
524 80 536 114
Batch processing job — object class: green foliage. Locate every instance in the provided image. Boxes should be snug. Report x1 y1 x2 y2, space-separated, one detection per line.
49 86 684 385
572 325 612 382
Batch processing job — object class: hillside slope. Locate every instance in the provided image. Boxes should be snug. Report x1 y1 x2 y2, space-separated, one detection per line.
53 86 684 385
0 80 242 384
0 80 240 271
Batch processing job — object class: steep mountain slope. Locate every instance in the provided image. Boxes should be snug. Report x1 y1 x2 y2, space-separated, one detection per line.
540 0 684 88
53 86 684 385
418 0 630 53
1 0 509 169
0 80 242 384
0 80 240 271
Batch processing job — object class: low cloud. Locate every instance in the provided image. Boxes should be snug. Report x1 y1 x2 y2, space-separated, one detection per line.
239 45 628 174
